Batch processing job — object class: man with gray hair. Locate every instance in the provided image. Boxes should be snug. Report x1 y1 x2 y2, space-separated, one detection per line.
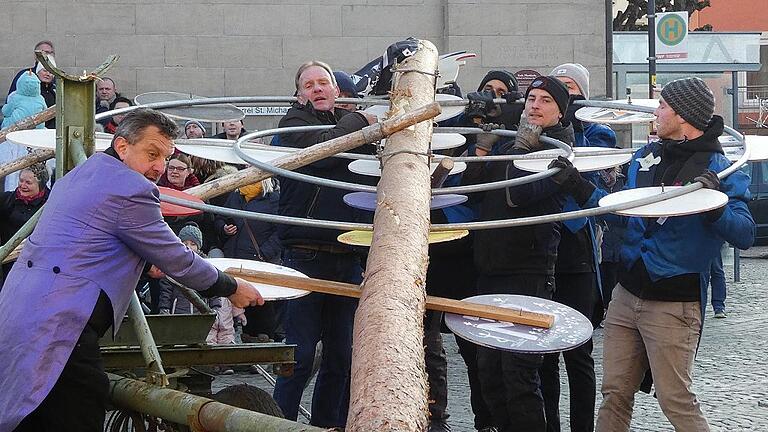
0 108 265 431
593 77 755 431
272 60 376 428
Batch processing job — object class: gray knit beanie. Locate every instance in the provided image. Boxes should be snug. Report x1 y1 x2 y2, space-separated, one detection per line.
550 63 590 99
178 224 203 249
660 77 715 131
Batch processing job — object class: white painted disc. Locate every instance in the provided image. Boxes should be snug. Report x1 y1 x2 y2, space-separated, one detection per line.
348 159 467 177
175 142 286 165
206 258 310 300
381 132 466 151
437 51 475 89
513 147 632 173
575 106 656 124
362 94 464 123
598 186 728 217
134 91 245 122
6 129 113 151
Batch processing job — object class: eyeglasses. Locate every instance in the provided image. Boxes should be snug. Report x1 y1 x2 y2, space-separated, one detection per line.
166 165 188 172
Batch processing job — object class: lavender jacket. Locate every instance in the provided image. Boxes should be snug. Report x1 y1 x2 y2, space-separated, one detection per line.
0 153 230 430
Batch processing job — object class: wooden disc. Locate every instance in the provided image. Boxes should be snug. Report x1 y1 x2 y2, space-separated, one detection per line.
134 91 245 122
513 147 632 173
158 186 204 217
206 258 310 301
445 294 594 354
575 106 656 124
175 142 286 165
437 51 476 89
598 186 728 217
348 159 467 177
343 192 468 211
337 229 469 247
6 129 113 151
362 94 464 123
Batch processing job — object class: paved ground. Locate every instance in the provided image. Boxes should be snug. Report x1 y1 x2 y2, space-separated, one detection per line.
214 255 768 431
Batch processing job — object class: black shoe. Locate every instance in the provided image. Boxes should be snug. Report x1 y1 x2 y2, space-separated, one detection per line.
428 418 451 432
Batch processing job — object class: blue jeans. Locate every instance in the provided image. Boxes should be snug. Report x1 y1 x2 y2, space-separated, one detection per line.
709 254 726 312
273 248 361 428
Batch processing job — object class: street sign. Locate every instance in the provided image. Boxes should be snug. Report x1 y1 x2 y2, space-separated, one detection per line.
655 11 689 60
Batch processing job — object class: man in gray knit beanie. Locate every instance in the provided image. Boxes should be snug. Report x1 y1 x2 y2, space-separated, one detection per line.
659 77 715 131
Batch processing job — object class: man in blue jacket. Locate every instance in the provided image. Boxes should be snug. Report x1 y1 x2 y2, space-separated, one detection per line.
592 77 755 431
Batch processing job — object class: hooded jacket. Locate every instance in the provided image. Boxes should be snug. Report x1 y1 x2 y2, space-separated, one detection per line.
618 116 755 303
1 71 48 130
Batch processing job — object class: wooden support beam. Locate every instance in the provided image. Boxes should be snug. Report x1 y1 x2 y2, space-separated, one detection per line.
226 268 554 329
186 101 441 201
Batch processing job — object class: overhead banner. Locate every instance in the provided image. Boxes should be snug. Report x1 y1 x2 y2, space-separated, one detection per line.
655 11 689 60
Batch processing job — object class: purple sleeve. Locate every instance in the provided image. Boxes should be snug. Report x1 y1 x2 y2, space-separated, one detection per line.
114 187 233 294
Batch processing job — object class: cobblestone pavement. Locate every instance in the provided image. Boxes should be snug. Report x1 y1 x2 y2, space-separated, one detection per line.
215 256 768 431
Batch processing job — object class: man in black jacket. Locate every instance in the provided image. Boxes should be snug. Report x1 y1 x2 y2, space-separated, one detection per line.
465 76 574 432
272 60 376 429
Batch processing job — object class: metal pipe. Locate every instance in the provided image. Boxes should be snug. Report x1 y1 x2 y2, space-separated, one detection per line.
233 127 575 195
647 0 657 98
165 277 214 314
127 292 168 386
107 373 324 432
160 139 750 233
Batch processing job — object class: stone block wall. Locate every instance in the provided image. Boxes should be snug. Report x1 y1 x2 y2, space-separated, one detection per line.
0 0 607 130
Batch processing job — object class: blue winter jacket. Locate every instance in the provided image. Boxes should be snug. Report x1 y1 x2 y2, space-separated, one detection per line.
620 137 754 289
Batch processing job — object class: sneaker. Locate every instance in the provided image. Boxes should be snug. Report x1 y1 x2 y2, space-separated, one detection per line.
428 419 451 432
221 368 235 375
714 310 727 319
478 428 499 432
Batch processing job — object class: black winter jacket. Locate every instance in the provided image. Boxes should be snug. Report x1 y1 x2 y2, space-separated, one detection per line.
468 123 574 275
215 190 282 263
276 102 371 247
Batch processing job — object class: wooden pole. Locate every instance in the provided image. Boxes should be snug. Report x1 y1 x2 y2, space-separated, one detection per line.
347 40 438 432
186 102 441 201
0 149 55 179
0 107 56 142
225 268 555 328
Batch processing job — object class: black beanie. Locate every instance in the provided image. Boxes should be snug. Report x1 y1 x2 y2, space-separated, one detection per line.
525 75 570 116
660 77 715 131
477 70 519 94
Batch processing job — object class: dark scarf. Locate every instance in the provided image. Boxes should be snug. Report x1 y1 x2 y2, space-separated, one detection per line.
654 115 724 186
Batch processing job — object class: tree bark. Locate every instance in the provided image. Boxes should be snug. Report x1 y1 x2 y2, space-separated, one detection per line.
346 40 439 432
0 107 56 142
0 149 54 179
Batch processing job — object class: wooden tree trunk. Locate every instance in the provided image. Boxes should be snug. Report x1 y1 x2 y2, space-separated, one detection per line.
347 40 439 432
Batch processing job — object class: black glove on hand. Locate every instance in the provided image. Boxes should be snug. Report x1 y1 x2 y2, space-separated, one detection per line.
695 170 725 221
512 119 543 153
548 156 596 205
474 123 504 154
695 170 721 191
465 90 500 121
437 81 462 98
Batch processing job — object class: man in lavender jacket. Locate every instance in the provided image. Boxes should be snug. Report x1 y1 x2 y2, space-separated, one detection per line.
0 108 264 432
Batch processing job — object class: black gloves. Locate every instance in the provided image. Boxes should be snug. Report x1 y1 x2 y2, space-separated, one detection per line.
475 123 504 154
548 156 596 205
695 170 725 221
695 170 721 191
511 119 544 153
465 90 501 121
